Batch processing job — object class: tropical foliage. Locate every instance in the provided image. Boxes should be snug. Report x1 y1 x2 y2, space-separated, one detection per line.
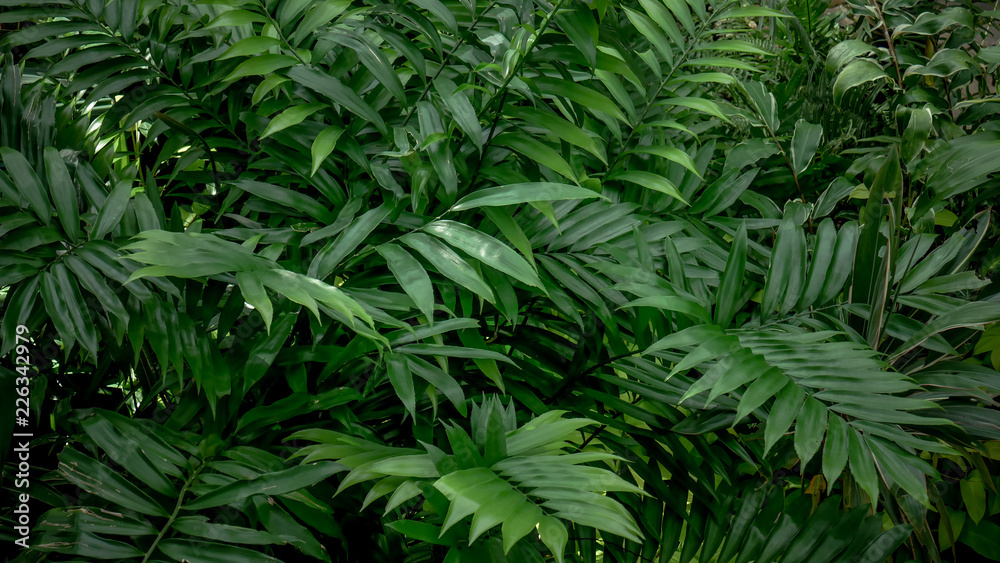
1 0 999 561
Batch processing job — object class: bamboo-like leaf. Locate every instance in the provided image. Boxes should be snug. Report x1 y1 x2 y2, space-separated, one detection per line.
423 220 542 289
402 233 494 303
451 183 605 210
378 243 435 320
58 447 168 517
1 147 51 224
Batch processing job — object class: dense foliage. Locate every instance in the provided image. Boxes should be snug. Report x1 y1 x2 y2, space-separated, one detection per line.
1 0 1000 561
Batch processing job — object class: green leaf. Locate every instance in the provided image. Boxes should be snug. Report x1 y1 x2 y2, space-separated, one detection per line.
218 36 282 60
694 39 772 57
435 77 483 150
224 54 298 82
310 205 390 279
63 255 129 326
204 9 266 28
43 148 81 241
506 106 605 164
794 398 827 467
740 81 778 130
184 462 344 510
1 147 51 225
288 65 388 135
607 170 686 204
31 530 145 559
260 102 327 138
396 344 514 365
451 183 605 210
715 223 747 327
790 120 822 175
410 0 458 33
660 97 733 123
328 31 407 105
538 516 568 563
171 516 283 545
91 180 131 240
158 539 283 563
823 416 851 494
734 369 788 424
58 447 168 517
960 469 987 523
401 232 495 304
833 59 889 105
762 212 806 316
826 40 877 75
622 295 711 323
531 76 629 124
41 265 98 358
868 437 929 508
230 179 334 223
799 218 837 310
310 124 345 176
387 353 417 419
856 525 913 563
627 145 701 177
494 132 576 181
378 243 435 320
35 507 157 536
423 220 542 289
407 356 467 414
79 412 177 496
236 271 273 331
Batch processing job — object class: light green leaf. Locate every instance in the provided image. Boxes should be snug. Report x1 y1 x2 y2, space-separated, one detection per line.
261 102 327 138
224 54 298 82
402 232 495 304
423 220 542 289
310 124 345 176
451 182 605 211
848 430 880 510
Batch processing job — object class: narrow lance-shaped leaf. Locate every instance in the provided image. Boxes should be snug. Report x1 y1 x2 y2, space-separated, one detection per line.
378 243 435 321
422 220 542 289
401 232 495 304
764 382 805 455
1 147 51 225
43 147 81 241
715 223 747 327
451 183 606 211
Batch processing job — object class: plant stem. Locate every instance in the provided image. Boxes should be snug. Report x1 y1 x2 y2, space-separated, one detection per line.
871 0 903 89
468 0 567 187
141 459 207 563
